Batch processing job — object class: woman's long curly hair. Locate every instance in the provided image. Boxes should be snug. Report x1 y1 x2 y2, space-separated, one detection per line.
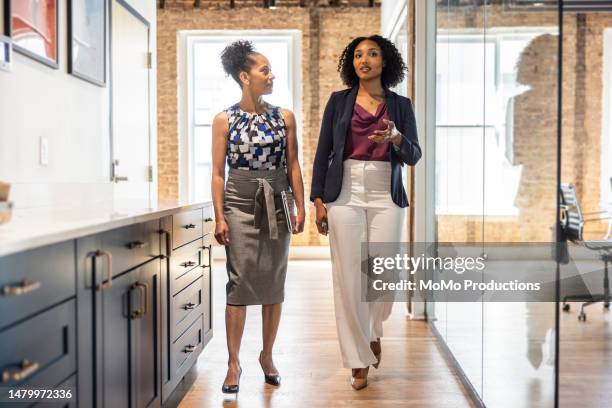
337 35 406 89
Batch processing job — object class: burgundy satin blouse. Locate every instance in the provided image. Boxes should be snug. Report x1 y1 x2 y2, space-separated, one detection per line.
342 102 391 162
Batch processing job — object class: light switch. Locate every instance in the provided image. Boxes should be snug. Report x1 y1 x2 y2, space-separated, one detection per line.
40 136 49 166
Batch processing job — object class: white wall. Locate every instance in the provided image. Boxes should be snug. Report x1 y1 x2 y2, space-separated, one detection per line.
0 0 156 209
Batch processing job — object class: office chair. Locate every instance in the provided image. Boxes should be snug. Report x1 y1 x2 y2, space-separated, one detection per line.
559 183 612 321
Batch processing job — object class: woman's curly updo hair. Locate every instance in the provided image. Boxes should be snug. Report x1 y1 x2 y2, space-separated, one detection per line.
221 40 258 87
337 35 406 89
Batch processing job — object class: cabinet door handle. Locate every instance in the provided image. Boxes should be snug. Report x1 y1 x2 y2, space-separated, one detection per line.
183 302 196 310
184 344 196 353
95 250 113 292
203 217 213 222
126 240 148 250
158 229 171 258
131 282 148 319
201 245 211 267
183 223 196 229
180 261 196 268
1 360 40 383
1 279 41 297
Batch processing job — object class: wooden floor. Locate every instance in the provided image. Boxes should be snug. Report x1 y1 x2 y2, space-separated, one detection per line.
559 300 612 408
177 260 476 408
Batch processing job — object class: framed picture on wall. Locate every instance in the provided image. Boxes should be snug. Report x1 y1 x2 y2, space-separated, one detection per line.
3 0 59 68
68 0 106 86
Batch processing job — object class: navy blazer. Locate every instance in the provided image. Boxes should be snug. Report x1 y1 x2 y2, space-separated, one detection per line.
310 86 422 208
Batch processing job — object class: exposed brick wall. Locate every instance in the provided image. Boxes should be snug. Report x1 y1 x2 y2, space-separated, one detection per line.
159 0 381 10
436 6 611 242
157 6 380 245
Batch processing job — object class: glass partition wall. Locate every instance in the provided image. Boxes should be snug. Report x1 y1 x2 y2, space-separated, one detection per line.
558 6 612 408
431 1 560 407
430 1 612 407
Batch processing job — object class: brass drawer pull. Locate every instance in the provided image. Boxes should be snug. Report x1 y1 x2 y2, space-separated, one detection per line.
183 223 196 229
1 360 40 383
184 344 196 353
1 279 41 297
131 282 148 319
126 240 148 250
180 261 196 268
183 302 196 310
95 250 113 292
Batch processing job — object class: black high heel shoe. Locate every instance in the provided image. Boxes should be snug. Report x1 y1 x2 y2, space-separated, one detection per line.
221 366 242 394
259 351 281 386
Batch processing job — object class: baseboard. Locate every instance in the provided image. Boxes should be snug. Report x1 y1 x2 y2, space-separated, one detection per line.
428 320 486 408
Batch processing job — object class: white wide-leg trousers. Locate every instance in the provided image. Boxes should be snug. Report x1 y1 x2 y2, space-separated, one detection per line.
327 159 405 368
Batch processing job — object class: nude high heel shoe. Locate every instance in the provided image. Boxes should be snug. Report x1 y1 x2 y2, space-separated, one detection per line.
351 367 369 390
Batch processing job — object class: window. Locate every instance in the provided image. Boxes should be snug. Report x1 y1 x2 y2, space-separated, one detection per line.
435 30 554 216
180 31 302 202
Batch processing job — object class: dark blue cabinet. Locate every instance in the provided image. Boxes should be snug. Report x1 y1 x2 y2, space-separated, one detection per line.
98 259 161 408
160 206 213 404
77 223 162 408
3 204 212 408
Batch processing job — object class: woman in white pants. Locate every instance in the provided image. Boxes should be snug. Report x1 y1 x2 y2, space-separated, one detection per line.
311 35 421 390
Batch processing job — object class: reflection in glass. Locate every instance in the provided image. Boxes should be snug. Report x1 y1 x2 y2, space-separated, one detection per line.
483 5 559 408
432 1 560 407
434 0 485 398
558 10 612 408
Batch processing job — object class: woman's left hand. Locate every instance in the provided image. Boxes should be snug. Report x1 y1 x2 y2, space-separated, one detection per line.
368 119 401 145
293 207 305 234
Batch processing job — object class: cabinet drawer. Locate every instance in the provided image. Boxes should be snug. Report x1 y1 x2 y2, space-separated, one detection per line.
0 300 76 388
202 213 214 237
172 209 203 250
202 204 213 221
170 239 203 296
202 205 213 235
101 219 160 277
170 315 203 380
0 241 75 330
171 277 203 342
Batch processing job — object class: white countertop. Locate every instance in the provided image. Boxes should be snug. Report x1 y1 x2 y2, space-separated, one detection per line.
0 199 212 257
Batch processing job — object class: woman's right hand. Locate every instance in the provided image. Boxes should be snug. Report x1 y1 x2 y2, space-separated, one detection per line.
314 199 328 236
214 220 230 245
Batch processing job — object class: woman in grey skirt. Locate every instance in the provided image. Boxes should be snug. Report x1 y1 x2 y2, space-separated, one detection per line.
211 40 305 394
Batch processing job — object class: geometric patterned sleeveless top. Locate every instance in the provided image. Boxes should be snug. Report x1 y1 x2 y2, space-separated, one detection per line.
225 102 287 170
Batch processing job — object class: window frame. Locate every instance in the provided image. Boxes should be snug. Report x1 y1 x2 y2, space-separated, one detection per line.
178 30 303 202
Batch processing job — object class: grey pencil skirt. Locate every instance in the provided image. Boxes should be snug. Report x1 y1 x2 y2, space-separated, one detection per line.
223 167 291 305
